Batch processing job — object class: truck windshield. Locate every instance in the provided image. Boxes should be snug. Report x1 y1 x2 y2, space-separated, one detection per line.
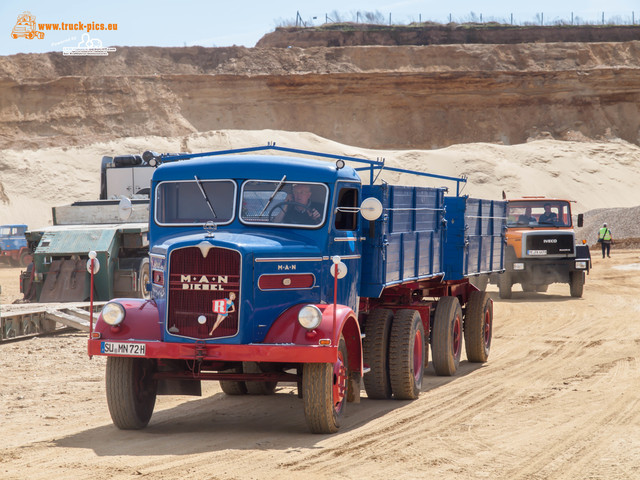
240 180 328 227
155 180 236 225
507 201 571 227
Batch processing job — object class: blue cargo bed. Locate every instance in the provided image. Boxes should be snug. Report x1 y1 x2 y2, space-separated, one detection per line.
360 184 506 298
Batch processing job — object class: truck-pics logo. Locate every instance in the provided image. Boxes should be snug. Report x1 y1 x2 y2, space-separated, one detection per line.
11 11 44 39
181 274 229 290
11 11 118 56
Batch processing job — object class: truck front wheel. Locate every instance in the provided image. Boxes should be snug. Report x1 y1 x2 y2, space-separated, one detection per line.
464 291 492 363
570 271 585 298
498 272 513 299
362 308 393 399
432 297 463 376
303 335 348 434
106 357 157 430
388 309 425 400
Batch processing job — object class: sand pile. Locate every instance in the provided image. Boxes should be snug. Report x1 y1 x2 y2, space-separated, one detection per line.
0 129 638 238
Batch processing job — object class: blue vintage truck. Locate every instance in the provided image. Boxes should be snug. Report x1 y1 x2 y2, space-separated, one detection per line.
88 146 506 434
0 224 30 267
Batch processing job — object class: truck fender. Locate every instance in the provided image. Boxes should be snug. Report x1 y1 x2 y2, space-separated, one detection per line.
93 298 161 341
263 303 363 375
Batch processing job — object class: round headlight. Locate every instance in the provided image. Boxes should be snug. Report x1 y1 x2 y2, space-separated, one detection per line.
298 305 322 330
102 302 126 326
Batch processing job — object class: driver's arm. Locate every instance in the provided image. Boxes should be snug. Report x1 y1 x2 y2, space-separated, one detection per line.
273 194 292 223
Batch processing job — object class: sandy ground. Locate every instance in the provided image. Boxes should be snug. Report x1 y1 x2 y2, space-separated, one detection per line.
1 249 638 479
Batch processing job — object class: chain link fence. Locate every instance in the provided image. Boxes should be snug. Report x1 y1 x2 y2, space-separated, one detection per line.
287 10 639 27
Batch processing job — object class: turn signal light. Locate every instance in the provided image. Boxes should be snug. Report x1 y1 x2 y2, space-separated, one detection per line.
152 270 164 286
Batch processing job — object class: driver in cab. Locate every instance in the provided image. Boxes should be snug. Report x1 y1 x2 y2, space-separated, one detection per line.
275 184 322 225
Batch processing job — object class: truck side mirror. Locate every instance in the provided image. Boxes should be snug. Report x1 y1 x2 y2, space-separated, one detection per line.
577 213 583 228
360 197 383 221
118 196 133 221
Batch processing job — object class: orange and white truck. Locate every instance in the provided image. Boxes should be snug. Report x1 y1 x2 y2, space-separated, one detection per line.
11 12 45 40
495 197 591 298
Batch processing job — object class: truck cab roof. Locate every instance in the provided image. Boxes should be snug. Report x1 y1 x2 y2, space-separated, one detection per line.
152 154 362 184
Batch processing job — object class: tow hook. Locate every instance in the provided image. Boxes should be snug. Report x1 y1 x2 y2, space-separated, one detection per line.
195 340 207 361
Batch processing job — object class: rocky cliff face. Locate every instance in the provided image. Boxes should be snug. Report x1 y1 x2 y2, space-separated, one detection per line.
2 41 640 150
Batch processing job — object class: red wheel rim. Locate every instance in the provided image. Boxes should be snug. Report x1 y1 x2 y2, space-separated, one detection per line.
333 350 347 413
483 308 492 346
452 314 461 356
413 329 424 382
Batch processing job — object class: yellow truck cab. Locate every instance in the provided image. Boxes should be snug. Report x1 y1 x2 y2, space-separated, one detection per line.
497 197 591 298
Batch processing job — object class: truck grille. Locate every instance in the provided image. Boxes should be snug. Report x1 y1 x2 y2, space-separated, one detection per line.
167 246 240 339
524 232 574 256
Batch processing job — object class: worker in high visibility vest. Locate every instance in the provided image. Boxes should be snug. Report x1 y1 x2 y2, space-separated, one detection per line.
598 223 613 258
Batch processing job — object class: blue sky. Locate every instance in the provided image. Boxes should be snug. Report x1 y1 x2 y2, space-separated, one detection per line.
1 0 638 55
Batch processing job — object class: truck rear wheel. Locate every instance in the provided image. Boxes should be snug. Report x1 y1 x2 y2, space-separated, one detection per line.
498 272 512 299
362 308 393 399
432 297 463 376
388 309 425 400
106 357 157 430
243 362 277 395
470 275 489 291
570 271 585 298
303 335 348 434
464 291 492 363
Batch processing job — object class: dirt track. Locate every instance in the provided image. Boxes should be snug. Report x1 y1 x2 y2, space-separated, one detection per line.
1 250 639 479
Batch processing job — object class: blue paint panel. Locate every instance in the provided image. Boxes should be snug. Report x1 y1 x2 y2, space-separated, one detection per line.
443 197 507 280
360 184 446 298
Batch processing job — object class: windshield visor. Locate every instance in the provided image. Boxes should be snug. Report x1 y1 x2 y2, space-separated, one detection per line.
155 180 236 225
240 180 328 228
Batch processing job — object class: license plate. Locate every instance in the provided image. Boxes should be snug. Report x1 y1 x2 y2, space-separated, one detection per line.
527 250 547 256
101 342 146 356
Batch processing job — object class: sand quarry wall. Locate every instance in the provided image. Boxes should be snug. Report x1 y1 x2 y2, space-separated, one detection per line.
2 40 640 151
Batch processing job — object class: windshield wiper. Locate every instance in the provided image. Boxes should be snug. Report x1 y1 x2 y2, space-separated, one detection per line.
259 175 287 216
194 175 217 218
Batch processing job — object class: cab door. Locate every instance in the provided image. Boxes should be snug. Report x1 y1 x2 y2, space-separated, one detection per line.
328 182 362 311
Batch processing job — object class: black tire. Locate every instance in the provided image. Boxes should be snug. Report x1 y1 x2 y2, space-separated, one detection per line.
497 272 512 299
464 291 493 363
243 362 277 395
303 335 348 434
219 366 247 395
362 309 393 399
432 297 463 376
106 357 157 430
388 309 426 400
570 271 585 298
536 284 549 292
470 275 488 291
521 282 536 292
138 258 150 300
18 251 30 268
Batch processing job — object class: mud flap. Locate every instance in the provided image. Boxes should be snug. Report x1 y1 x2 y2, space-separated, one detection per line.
40 259 90 302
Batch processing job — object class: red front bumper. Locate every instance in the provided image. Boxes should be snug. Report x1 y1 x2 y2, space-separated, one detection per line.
88 339 338 363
